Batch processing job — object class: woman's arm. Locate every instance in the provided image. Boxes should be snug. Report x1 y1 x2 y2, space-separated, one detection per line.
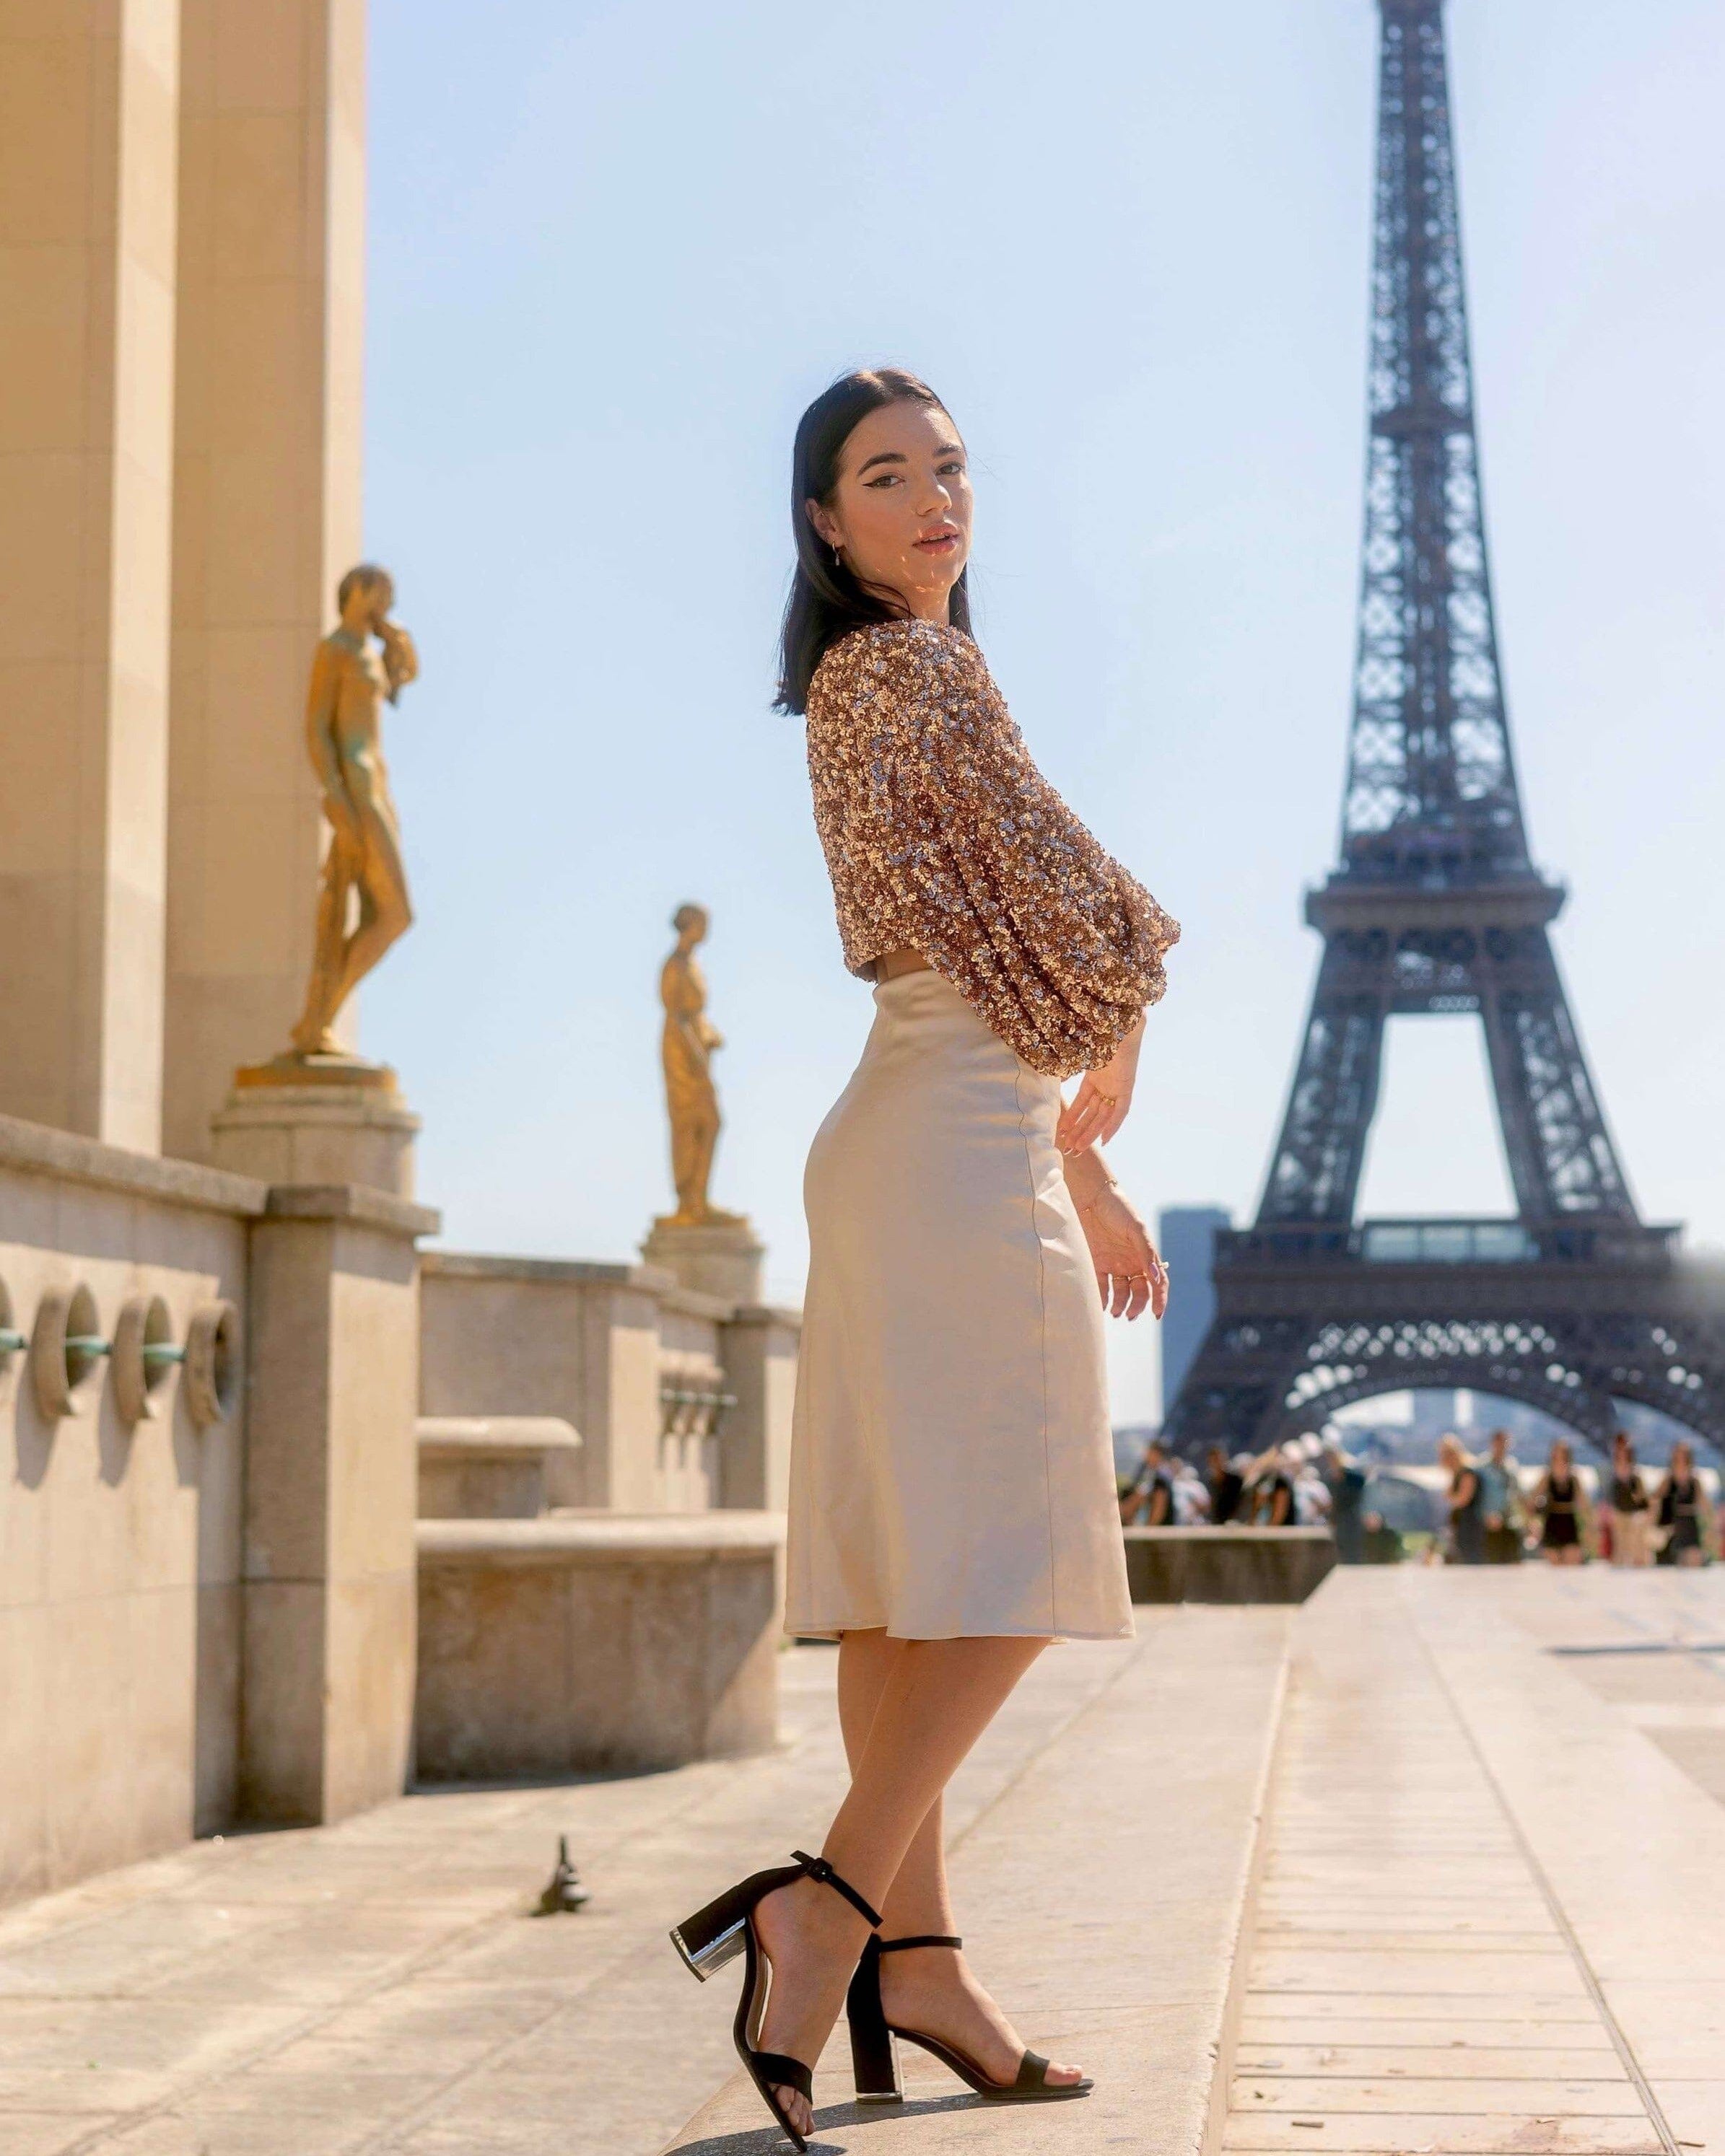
1062 1147 1168 1320
1057 1013 1147 1154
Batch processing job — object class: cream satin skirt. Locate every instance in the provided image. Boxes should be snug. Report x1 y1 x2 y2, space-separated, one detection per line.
784 971 1134 1642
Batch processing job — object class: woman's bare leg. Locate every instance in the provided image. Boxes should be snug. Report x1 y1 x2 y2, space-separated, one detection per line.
834 1630 1083 2093
754 1634 1046 2137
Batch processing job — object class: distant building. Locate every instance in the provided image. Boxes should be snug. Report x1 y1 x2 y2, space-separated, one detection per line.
1159 1206 1232 1419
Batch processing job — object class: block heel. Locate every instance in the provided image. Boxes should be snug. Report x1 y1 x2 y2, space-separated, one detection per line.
669 1867 789 1981
669 1849 883 2153
845 1935 904 2102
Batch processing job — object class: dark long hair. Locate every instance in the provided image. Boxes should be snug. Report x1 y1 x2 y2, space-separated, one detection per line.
774 367 974 715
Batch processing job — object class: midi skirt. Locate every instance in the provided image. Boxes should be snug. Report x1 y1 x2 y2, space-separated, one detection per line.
783 970 1135 1642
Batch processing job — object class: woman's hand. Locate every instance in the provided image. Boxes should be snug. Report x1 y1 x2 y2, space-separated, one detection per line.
1056 1015 1145 1154
1065 1156 1168 1320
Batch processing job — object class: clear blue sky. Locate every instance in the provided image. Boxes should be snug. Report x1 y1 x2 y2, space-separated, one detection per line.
362 0 1724 1424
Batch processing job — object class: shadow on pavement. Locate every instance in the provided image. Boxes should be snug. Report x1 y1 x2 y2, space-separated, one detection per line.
670 2092 982 2154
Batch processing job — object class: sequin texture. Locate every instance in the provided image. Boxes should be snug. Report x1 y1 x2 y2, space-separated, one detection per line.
805 619 1179 1078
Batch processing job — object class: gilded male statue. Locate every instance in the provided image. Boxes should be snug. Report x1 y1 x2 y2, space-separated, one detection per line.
659 903 743 1225
290 565 419 1056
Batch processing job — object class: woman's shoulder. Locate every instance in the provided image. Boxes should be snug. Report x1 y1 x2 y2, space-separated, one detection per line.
808 618 985 711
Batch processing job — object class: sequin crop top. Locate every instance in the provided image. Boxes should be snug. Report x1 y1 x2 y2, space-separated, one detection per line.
805 619 1179 1079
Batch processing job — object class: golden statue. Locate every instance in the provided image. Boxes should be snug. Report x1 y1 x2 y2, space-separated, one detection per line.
658 903 743 1226
289 564 418 1058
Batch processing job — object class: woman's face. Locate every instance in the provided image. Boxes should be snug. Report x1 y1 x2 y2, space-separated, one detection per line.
1552 1442 1571 1473
808 399 971 623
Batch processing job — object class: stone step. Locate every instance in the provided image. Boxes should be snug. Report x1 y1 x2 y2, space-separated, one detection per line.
658 1607 1293 2153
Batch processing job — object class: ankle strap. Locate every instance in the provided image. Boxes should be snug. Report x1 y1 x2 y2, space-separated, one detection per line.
878 1933 962 1953
791 1850 883 1929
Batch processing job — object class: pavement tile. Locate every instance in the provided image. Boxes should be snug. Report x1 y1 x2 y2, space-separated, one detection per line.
169 2071 433 2122
0 2004 300 2077
1221 2118 1663 2153
94 2111 381 2156
1248 1953 1586 1996
1237 2020 1617 2051
1240 1994 1604 2025
1229 2077 1647 2116
1255 1907 1552 1932
1249 1932 1562 1955
1651 2083 1725 2147
1233 2046 1633 2080
0 2118 126 2156
0 2070 183 2113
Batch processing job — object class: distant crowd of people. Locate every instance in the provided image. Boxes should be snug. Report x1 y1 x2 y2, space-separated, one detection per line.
1119 1427 1718 1566
1438 1429 1716 1566
1118 1439 1372 1546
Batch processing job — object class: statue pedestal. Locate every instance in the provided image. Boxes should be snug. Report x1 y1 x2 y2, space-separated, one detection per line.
211 1054 421 1197
641 1214 764 1305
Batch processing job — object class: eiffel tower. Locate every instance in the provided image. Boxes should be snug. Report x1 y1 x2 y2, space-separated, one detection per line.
1164 0 1724 1459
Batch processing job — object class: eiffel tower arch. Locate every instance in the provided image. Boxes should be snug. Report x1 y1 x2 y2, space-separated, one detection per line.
1164 0 1725 1460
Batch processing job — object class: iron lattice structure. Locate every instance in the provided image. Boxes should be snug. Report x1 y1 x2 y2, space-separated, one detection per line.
1164 0 1725 1458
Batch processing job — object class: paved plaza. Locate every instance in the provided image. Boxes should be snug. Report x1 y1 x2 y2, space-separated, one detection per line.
1 1569 1722 2156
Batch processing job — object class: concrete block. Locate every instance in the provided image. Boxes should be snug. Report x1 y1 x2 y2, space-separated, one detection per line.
416 1416 582 1520
1125 1525 1337 1604
414 1513 783 1779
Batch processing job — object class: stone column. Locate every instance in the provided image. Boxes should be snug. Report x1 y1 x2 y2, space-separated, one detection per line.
719 1305 801 1512
0 1 180 1150
162 0 366 1163
239 1183 437 1825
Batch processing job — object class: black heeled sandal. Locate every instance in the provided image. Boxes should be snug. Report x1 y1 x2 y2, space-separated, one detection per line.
847 1934 1093 2105
670 1849 883 2152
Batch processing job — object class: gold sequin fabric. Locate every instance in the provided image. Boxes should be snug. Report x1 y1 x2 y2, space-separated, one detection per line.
805 619 1179 1078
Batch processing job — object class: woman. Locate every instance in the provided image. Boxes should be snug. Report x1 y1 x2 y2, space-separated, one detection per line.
1534 1438 1586 1565
1121 1439 1176 1527
1656 1442 1711 1567
1439 1434 1485 1565
1207 1443 1245 1527
671 370 1178 2147
1249 1448 1297 1528
1608 1431 1652 1566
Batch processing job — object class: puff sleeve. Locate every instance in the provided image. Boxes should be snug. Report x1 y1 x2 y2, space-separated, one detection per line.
818 621 1178 1077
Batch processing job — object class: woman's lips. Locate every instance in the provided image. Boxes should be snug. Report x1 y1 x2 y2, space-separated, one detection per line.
914 531 961 553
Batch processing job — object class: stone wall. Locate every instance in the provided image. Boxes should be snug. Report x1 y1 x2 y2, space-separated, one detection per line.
419 1252 799 1515
0 1116 258 1901
0 1114 434 1907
